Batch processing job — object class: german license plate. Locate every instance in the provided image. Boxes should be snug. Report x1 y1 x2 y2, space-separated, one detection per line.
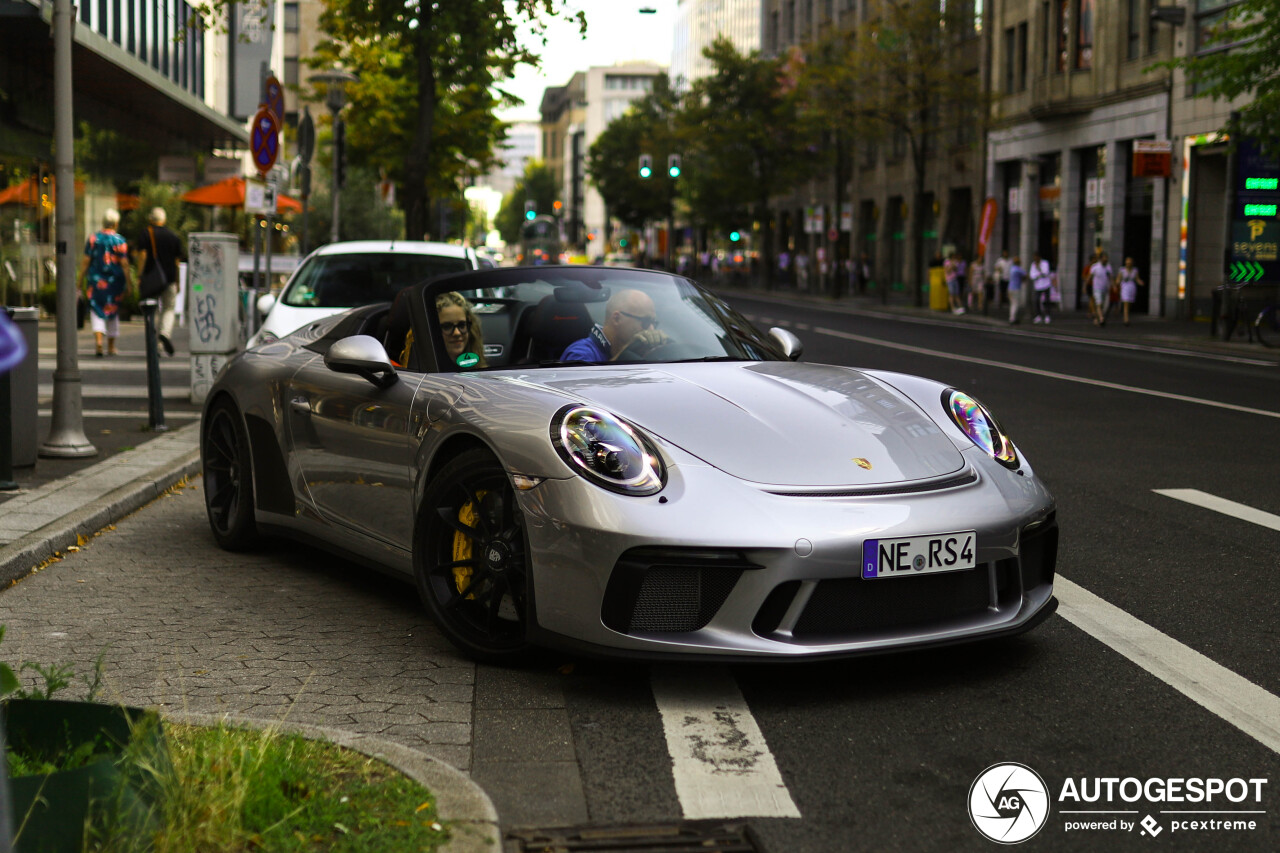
861 531 976 579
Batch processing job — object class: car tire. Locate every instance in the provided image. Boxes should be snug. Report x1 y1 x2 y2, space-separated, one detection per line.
415 448 532 663
201 398 261 551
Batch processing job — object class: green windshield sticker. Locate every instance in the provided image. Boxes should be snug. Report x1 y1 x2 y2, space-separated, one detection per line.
456 352 479 368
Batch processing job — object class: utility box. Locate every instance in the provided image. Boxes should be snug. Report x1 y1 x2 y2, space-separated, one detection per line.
3 307 37 466
187 234 241 403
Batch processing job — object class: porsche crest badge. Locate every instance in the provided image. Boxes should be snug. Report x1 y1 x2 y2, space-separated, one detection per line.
853 457 872 470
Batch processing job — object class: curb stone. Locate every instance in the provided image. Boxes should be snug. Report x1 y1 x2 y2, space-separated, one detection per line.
169 712 502 853
0 421 204 587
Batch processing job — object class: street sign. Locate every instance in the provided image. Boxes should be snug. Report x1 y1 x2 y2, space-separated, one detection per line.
250 107 281 177
244 178 277 215
263 75 285 123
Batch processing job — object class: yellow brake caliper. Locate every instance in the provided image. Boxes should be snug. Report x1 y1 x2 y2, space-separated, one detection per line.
451 490 487 599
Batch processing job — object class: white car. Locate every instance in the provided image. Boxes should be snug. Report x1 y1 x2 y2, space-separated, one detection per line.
249 241 477 346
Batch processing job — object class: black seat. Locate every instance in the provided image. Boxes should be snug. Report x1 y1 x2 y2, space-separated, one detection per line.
521 295 595 362
382 288 414 366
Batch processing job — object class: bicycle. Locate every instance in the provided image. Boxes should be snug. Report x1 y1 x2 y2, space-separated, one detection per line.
1220 283 1280 346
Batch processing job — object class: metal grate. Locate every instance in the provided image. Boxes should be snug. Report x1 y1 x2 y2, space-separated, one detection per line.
504 820 765 853
792 566 992 639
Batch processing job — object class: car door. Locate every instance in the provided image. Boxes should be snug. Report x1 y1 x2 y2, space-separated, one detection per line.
284 355 433 550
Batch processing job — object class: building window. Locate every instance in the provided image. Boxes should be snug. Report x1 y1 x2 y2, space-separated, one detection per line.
1076 0 1093 68
284 56 299 87
1056 0 1069 73
769 11 779 52
1194 0 1245 56
284 2 299 32
1003 27 1017 93
1018 22 1028 89
1127 0 1141 59
1148 0 1162 54
1040 2 1050 75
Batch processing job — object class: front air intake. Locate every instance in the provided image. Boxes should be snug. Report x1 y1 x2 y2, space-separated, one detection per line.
602 548 758 634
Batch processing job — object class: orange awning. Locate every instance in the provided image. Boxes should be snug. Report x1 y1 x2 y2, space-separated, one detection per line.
0 176 85 206
181 177 302 213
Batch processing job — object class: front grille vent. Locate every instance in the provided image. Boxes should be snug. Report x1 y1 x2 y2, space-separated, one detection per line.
602 548 758 635
765 469 977 498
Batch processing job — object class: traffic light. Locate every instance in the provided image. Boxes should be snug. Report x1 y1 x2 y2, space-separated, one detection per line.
524 200 536 221
729 230 741 242
667 153 682 179
552 199 563 214
639 154 652 179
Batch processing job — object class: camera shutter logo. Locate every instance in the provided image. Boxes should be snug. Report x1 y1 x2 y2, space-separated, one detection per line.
969 763 1051 844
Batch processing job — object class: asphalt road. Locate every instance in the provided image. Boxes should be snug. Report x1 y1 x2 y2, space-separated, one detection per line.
6 301 1278 852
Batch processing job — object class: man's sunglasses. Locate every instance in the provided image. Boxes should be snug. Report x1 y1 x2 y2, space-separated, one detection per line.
619 310 659 328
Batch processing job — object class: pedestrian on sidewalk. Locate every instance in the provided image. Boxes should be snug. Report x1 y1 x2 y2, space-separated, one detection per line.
1007 256 1025 324
1030 252 1053 324
135 207 184 355
993 249 1012 307
1115 257 1144 326
946 252 965 314
80 208 133 357
968 255 987 314
1088 251 1114 327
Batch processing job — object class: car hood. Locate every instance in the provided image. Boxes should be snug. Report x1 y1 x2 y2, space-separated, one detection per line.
520 362 965 487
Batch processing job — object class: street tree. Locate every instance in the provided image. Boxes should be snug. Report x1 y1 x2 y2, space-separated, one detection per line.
311 0 584 241
1158 0 1280 156
586 76 682 238
495 160 559 246
814 0 988 305
677 37 818 288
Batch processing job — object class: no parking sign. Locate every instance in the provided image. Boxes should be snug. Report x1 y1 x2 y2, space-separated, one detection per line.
250 107 280 177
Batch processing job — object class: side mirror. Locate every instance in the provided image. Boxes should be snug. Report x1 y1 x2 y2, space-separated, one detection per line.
324 335 398 388
768 327 803 361
256 293 277 316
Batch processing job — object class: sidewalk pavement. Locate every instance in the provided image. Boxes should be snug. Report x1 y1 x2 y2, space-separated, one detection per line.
0 289 1272 851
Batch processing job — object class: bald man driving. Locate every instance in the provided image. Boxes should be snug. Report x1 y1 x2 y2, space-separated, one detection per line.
560 288 670 362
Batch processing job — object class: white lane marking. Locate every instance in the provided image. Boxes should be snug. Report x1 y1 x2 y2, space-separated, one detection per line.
815 327 1280 419
1153 489 1280 532
651 667 801 819
1055 576 1280 755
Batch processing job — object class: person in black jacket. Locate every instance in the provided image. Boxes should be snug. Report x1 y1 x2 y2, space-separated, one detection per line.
135 207 184 355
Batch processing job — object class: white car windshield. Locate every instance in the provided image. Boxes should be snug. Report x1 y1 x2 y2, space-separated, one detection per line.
283 252 471 308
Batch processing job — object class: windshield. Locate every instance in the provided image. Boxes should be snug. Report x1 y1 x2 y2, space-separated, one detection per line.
421 266 787 372
282 252 471 308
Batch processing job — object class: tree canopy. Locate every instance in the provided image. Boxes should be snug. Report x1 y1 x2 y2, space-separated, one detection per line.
310 0 584 241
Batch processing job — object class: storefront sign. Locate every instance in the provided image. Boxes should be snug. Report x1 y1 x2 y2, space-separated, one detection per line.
1132 140 1173 178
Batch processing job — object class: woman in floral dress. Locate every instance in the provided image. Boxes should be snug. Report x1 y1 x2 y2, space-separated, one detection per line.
79 208 133 356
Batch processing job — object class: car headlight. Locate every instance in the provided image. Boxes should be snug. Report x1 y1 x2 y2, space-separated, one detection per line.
551 405 666 495
943 389 1018 469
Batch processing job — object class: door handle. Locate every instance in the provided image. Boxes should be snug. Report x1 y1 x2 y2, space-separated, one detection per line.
290 397 311 415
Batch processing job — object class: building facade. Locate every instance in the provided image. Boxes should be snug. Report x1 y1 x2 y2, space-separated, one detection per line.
672 0 762 89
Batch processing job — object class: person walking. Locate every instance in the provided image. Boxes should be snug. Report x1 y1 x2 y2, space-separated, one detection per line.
945 252 965 314
1088 251 1114 327
993 249 1012 307
1029 252 1053 324
1115 257 1144 326
80 208 133 357
135 206 184 355
1007 255 1025 324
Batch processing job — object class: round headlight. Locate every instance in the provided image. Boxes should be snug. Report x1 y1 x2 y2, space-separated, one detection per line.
943 389 1018 469
551 405 665 495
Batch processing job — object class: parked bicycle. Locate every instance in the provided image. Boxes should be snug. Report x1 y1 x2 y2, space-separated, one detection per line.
1220 282 1280 347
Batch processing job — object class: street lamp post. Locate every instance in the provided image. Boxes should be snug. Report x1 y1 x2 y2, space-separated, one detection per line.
310 68 357 244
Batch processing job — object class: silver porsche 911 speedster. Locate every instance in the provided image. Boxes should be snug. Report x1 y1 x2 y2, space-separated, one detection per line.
201 265 1057 662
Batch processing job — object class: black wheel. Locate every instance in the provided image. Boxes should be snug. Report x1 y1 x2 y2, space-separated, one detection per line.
415 449 532 663
1255 305 1278 347
201 398 260 550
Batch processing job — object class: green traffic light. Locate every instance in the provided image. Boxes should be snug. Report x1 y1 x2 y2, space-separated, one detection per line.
525 210 536 220
640 167 652 178
729 231 740 242
668 166 681 178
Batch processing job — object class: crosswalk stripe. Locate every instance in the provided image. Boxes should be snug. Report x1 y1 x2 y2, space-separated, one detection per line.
37 409 200 420
1153 489 1280 532
1055 577 1280 755
38 385 191 401
651 667 801 819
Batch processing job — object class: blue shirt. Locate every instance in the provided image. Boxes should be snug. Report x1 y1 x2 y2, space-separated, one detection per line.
1008 263 1025 290
561 325 610 362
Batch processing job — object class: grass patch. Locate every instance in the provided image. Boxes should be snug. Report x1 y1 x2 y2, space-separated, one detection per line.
93 723 449 852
